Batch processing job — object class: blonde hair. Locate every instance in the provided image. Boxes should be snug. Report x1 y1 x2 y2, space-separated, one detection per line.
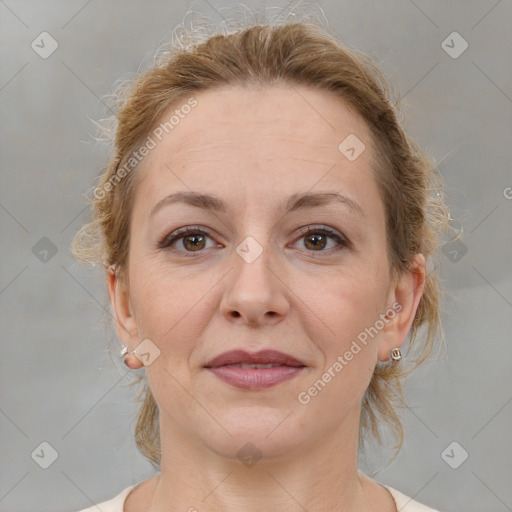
73 17 450 468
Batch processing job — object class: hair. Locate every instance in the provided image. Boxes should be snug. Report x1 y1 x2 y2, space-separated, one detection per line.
72 14 450 469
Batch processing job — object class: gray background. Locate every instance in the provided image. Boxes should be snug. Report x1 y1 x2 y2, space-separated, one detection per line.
1 1 511 511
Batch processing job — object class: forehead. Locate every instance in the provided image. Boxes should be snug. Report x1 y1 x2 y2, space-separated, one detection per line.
134 84 379 211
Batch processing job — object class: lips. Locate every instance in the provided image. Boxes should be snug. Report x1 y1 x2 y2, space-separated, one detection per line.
204 349 305 368
204 350 306 390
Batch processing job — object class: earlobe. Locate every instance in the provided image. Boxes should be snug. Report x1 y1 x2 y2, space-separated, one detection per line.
377 254 426 362
106 267 139 345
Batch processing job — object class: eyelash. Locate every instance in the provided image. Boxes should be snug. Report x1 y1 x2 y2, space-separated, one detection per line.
157 225 350 257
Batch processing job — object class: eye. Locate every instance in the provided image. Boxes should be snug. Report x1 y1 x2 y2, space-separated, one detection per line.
292 225 349 253
158 224 349 257
158 226 219 255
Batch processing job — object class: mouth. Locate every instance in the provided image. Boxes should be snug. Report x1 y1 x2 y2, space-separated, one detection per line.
204 349 306 390
220 362 289 369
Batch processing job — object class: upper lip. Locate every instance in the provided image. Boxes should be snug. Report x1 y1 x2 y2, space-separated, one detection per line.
204 349 306 368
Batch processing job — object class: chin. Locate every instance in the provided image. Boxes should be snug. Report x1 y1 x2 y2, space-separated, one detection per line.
198 407 309 462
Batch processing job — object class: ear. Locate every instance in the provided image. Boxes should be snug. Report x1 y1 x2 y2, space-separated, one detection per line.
377 254 426 362
106 268 140 347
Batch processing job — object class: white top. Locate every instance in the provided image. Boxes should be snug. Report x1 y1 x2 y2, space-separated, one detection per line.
76 483 441 511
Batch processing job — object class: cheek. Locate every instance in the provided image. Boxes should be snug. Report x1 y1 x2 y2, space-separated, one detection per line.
294 264 387 396
295 264 389 341
128 262 216 361
294 275 384 420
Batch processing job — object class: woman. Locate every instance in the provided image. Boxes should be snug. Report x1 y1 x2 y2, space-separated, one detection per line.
73 19 448 512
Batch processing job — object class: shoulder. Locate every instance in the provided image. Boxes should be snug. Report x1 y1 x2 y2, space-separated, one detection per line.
74 484 137 512
385 485 442 511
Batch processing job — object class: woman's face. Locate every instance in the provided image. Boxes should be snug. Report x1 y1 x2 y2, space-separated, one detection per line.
110 85 423 460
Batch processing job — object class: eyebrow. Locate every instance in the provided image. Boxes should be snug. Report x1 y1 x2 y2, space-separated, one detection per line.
150 191 365 218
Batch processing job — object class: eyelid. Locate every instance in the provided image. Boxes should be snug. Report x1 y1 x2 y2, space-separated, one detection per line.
157 224 350 255
292 225 350 250
157 225 218 251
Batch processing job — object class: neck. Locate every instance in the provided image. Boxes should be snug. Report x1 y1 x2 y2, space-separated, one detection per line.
149 407 375 512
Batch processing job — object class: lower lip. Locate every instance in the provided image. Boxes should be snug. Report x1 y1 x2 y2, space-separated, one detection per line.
206 366 305 390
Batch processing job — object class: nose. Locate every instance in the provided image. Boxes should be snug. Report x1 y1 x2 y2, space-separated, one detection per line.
219 243 290 327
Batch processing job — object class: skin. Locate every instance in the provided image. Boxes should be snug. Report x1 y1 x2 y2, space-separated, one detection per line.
107 84 425 512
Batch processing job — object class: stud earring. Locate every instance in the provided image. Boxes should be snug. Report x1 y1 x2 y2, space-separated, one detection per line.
390 347 402 361
120 344 143 369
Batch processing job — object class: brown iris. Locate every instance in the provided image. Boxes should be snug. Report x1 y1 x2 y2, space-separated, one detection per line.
182 233 206 251
304 233 327 250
